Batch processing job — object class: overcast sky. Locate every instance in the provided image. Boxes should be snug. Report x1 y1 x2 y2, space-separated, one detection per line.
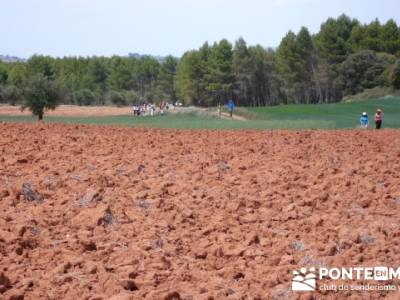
1 0 399 58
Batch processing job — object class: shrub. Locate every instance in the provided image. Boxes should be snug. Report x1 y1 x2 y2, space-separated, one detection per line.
390 59 400 89
106 90 127 107
72 89 96 106
22 75 61 120
0 85 22 105
123 90 140 105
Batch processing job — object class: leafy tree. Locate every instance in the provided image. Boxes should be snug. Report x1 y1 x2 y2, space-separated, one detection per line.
233 38 253 105
123 90 140 105
381 20 400 54
22 75 61 121
86 58 109 92
8 63 28 87
277 31 302 103
55 57 90 92
349 24 366 52
206 39 234 105
350 19 400 54
0 85 22 105
337 50 393 95
27 55 56 79
315 14 358 65
106 90 127 107
71 89 96 106
155 55 178 102
177 50 208 106
296 27 322 103
362 19 383 52
107 57 133 91
137 56 159 101
0 62 8 84
276 27 321 104
248 45 281 106
390 59 400 89
314 15 359 101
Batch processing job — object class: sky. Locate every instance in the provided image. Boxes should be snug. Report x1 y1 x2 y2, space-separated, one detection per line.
1 0 399 58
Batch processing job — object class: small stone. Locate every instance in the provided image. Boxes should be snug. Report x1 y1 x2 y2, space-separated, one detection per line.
86 263 97 274
182 209 194 219
225 288 235 296
0 272 12 293
81 241 97 252
120 280 138 292
15 247 23 256
0 190 10 199
194 251 207 259
52 262 72 275
164 291 181 300
21 183 43 203
9 292 24 300
78 190 103 207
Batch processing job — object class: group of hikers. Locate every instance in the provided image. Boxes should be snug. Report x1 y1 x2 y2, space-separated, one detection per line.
360 108 384 129
132 101 169 117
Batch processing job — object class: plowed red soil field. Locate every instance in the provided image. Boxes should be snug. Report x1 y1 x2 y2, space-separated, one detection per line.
0 123 400 300
0 105 131 117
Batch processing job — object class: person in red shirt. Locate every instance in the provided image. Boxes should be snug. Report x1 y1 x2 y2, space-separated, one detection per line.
374 108 383 129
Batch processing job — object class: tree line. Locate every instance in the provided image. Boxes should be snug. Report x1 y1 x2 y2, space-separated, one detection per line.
0 14 400 108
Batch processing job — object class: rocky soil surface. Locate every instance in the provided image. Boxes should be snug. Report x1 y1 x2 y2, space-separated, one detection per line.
0 123 399 299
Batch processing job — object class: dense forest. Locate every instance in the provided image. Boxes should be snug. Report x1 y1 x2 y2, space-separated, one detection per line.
1 14 400 107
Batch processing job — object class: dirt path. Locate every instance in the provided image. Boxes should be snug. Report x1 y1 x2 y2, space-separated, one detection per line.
167 106 248 120
219 111 247 121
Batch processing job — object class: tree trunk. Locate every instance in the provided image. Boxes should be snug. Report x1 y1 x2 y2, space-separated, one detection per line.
38 112 43 121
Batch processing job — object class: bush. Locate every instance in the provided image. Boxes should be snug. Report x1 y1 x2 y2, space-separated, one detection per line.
106 91 127 107
0 85 22 105
338 50 394 96
123 90 140 105
72 89 96 106
342 86 395 102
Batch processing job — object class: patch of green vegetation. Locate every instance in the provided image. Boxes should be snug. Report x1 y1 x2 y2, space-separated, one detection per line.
342 87 400 102
1 98 399 129
245 97 400 128
0 113 335 129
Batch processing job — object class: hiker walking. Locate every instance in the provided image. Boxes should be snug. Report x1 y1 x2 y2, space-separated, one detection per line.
360 112 369 129
375 108 383 129
159 100 165 116
227 99 235 118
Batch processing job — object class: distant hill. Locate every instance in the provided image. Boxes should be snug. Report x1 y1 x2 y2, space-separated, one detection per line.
0 55 25 63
